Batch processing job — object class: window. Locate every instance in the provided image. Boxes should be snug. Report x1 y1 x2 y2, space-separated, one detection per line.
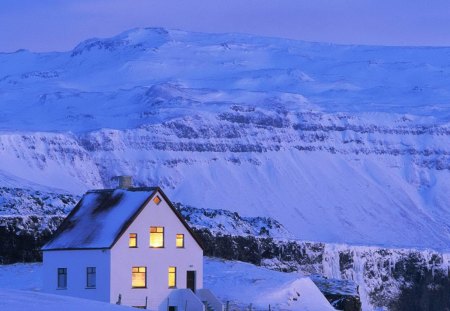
132 267 147 288
86 267 96 288
168 267 176 288
153 196 161 205
57 268 67 289
129 233 137 248
150 226 164 248
176 234 184 248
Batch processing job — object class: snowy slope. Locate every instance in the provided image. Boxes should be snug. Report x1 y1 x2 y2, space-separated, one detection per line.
2 27 450 130
1 28 450 250
175 203 292 238
206 258 335 310
0 289 135 311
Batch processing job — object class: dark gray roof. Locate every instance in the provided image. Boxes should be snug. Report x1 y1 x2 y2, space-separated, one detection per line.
42 187 157 250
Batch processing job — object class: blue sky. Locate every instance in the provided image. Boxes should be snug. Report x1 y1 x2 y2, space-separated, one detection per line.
1 0 450 52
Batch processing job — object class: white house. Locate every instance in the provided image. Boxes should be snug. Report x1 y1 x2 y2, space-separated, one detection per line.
41 181 222 311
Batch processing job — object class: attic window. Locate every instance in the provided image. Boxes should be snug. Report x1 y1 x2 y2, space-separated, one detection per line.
150 226 164 248
132 266 147 288
129 233 137 248
153 196 161 205
176 234 184 248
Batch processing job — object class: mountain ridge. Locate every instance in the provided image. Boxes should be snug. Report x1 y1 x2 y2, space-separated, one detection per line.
0 27 450 251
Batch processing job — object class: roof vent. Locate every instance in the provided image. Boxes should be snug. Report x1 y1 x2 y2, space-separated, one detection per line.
116 176 133 189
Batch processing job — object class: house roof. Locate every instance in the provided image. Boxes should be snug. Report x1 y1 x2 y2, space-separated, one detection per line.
42 187 203 251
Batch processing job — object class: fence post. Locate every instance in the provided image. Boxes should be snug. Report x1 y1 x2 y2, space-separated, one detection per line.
225 301 229 311
269 304 271 311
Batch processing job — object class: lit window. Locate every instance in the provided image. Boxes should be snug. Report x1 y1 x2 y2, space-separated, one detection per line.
129 233 137 248
57 268 67 289
150 227 164 248
132 267 147 288
153 196 161 205
168 267 176 288
176 234 184 248
86 267 96 288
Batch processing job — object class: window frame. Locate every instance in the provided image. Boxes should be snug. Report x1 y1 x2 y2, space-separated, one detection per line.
168 266 177 288
149 226 165 248
57 268 67 289
176 234 184 248
86 267 96 289
131 266 147 288
129 233 138 248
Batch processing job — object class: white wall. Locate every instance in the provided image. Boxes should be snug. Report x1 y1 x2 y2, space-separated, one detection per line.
110 190 203 310
42 249 111 302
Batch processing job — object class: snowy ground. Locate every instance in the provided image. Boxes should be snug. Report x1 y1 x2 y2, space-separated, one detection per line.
204 258 334 310
0 258 334 311
0 289 136 311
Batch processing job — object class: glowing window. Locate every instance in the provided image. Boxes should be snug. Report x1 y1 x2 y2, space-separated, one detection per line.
153 196 161 205
129 233 137 248
168 267 176 288
86 267 96 288
176 234 184 248
150 227 164 248
132 267 147 288
57 268 67 289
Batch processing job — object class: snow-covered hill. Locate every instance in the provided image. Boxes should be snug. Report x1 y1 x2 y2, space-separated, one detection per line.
1 28 450 250
0 289 136 311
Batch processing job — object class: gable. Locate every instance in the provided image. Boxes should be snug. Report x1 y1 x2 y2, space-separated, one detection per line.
110 189 204 250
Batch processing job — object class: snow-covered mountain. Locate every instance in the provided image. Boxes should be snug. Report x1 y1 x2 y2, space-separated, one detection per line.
1 27 450 251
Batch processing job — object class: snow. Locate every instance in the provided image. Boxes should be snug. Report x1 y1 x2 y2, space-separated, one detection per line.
204 258 334 310
176 203 292 238
1 28 450 133
0 259 335 311
0 263 42 291
42 188 155 250
0 264 133 310
0 289 135 311
0 187 77 217
0 27 450 251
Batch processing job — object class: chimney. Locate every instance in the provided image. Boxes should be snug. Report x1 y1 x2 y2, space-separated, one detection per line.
117 176 133 189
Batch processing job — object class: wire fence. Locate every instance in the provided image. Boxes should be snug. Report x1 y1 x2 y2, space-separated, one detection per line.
115 294 157 309
224 301 284 311
116 295 282 311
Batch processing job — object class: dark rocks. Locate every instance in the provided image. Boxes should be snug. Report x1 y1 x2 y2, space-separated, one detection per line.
327 294 362 311
0 215 64 263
